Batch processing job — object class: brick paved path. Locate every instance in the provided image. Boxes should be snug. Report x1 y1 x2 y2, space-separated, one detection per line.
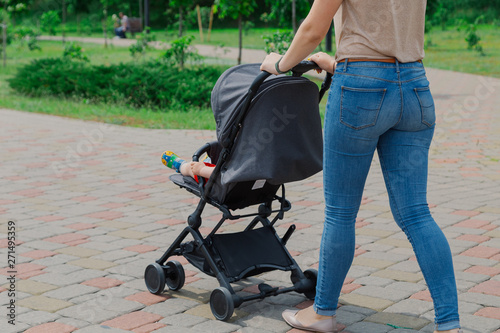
1 56 500 332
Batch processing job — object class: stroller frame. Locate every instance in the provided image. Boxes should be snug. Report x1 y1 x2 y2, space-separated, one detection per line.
145 62 332 321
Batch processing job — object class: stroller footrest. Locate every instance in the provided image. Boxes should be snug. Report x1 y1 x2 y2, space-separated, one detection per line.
258 283 279 297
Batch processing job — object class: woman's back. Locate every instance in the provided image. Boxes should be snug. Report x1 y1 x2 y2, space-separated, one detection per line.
334 0 427 62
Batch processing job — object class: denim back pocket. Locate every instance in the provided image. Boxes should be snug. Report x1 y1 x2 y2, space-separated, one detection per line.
414 87 436 127
340 86 386 130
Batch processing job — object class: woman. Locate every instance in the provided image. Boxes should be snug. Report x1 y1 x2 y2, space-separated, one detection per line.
261 1 461 332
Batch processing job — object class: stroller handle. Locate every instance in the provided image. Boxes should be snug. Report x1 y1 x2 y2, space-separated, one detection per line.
291 60 321 76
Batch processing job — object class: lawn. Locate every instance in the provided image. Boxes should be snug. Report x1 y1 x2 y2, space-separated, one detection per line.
0 24 498 130
67 24 500 77
0 41 219 130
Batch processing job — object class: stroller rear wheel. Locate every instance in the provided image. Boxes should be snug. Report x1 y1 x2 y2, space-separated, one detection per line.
210 287 234 321
144 263 166 295
303 268 318 300
291 268 318 300
165 260 185 291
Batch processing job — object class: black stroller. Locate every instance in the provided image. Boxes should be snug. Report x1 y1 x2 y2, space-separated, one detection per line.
144 62 332 321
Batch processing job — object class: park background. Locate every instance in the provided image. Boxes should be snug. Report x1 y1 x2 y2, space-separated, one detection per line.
0 0 499 130
1 1 500 333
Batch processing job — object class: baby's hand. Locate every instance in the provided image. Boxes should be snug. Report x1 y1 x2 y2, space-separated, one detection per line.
309 52 336 74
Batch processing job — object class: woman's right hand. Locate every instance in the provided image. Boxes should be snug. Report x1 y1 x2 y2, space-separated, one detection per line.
309 52 336 74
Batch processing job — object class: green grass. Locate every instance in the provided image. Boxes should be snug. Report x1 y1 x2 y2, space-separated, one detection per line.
0 41 217 130
424 25 500 77
1 24 499 130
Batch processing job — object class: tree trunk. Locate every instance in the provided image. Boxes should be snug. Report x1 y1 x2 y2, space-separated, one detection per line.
139 0 143 29
2 2 6 67
77 13 81 35
238 14 242 65
62 0 66 43
292 0 297 34
2 23 6 68
178 7 183 37
208 5 214 41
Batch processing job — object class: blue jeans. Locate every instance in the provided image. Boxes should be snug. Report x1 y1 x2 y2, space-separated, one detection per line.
313 60 460 331
115 27 126 38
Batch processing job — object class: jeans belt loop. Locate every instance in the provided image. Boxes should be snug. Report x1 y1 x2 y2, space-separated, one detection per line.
343 58 348 72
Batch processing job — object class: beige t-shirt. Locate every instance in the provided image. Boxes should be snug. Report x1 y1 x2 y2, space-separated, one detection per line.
334 0 427 63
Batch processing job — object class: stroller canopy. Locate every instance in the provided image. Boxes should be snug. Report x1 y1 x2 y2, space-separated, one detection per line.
210 63 323 189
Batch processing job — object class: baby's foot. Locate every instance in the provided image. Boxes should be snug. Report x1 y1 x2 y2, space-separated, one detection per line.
180 162 195 177
161 151 185 173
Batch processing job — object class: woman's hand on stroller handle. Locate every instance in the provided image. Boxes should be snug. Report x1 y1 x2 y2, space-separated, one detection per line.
260 52 284 75
308 52 336 74
260 52 333 76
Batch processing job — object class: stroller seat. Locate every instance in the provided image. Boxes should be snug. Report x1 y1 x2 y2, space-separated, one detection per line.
145 63 332 321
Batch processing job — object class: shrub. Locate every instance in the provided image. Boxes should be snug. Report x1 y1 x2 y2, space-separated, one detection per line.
457 16 486 56
40 11 61 36
262 30 293 54
63 42 88 62
9 58 226 111
129 30 156 58
13 26 41 51
161 35 201 68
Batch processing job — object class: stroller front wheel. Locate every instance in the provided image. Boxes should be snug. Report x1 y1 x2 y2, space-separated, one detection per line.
210 287 234 321
144 263 166 295
165 260 185 291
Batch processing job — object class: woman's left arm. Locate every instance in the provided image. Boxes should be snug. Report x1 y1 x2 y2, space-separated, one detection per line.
261 0 343 74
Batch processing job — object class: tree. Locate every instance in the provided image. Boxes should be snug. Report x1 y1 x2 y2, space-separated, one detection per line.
100 0 121 48
169 0 193 37
1 0 27 67
215 0 257 64
264 0 311 30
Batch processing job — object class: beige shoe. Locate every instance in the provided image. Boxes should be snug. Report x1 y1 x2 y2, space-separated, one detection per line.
282 309 337 333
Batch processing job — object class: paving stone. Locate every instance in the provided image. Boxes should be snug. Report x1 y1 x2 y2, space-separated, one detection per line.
159 313 208 327
371 270 424 283
23 322 76 333
143 297 200 317
354 276 395 287
55 246 103 258
101 311 162 330
56 317 93 329
15 310 60 326
74 325 130 333
56 302 121 324
31 269 104 286
340 293 394 312
353 257 395 269
10 279 57 297
43 284 99 300
354 286 415 302
383 299 434 316
151 326 205 333
68 258 117 270
365 312 430 330
345 321 393 333
18 295 73 312
458 313 500 333
336 306 368 326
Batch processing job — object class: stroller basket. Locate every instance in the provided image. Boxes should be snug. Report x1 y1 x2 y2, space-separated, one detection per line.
182 226 293 281
145 62 332 321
